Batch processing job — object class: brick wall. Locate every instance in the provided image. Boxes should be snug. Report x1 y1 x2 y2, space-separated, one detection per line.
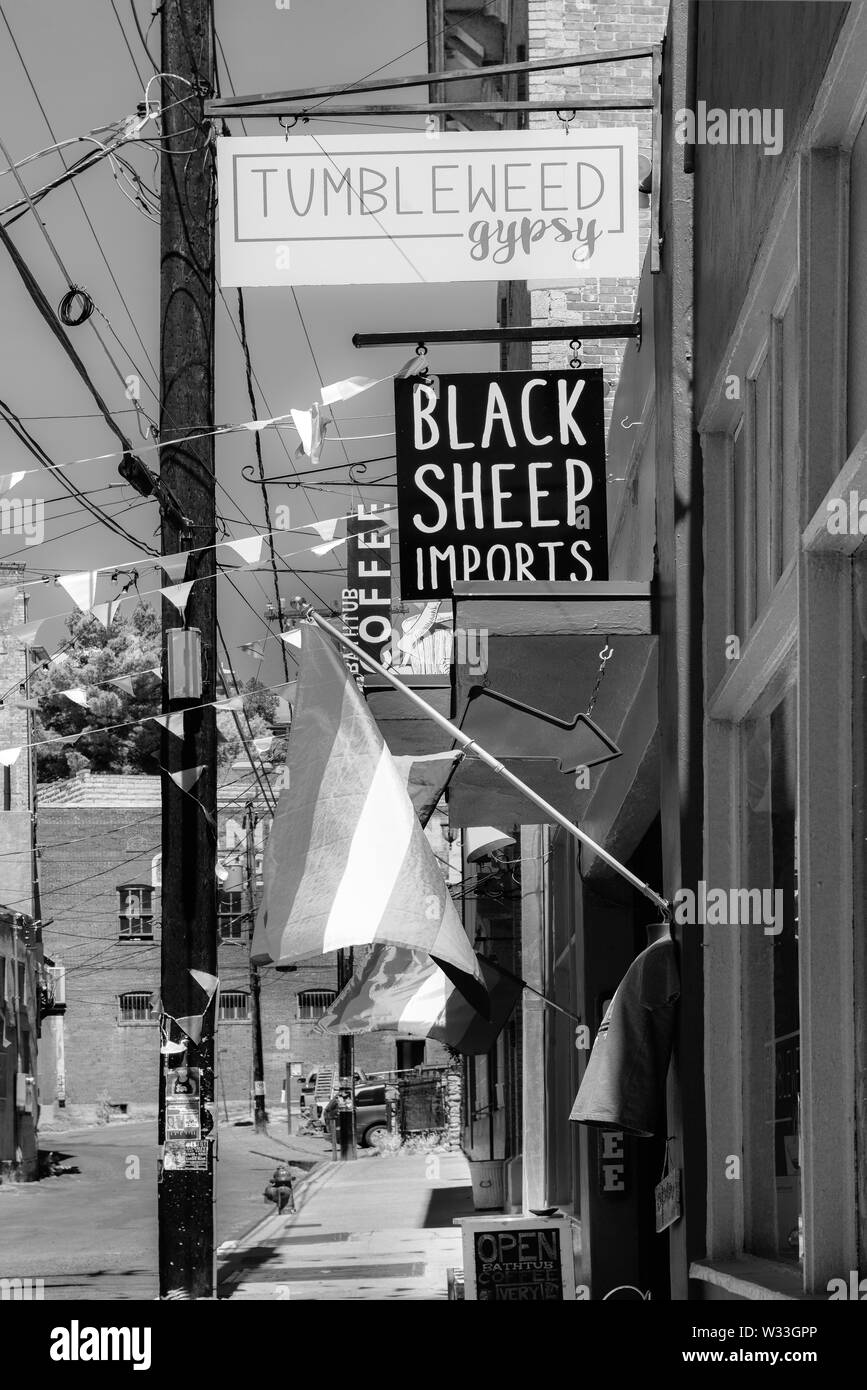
37 774 445 1117
527 0 667 406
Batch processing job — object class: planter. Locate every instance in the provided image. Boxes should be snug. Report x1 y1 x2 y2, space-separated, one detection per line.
468 1157 506 1210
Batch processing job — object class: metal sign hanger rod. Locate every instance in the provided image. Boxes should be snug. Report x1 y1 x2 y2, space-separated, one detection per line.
204 46 656 112
352 318 641 349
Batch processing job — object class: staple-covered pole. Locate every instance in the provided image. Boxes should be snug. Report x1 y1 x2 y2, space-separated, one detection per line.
157 0 218 1300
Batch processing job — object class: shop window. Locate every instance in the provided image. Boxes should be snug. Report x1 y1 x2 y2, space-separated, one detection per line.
219 990 249 1022
218 890 244 940
118 885 154 940
296 990 336 1021
776 288 799 576
119 991 155 1024
732 417 754 640
741 683 800 1261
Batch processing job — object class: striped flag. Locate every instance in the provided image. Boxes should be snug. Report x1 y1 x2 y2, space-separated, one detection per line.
394 750 461 827
252 625 486 1010
317 946 522 1056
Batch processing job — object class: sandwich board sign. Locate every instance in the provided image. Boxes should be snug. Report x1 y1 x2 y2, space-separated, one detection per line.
216 130 639 286
458 1214 576 1301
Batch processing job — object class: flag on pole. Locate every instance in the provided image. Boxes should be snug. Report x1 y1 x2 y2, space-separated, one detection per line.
252 624 486 1011
317 947 521 1055
394 750 462 827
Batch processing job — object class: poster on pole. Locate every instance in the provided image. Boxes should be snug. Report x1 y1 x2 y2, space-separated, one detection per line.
216 130 639 286
394 369 608 600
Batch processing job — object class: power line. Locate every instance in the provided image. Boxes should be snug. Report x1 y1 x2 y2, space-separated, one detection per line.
0 398 157 553
0 3 160 389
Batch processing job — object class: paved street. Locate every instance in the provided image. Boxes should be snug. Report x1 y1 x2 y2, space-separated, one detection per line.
0 1120 329 1300
221 1151 476 1301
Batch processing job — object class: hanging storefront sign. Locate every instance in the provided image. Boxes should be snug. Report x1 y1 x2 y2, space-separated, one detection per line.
395 369 608 600
216 131 639 286
341 504 393 688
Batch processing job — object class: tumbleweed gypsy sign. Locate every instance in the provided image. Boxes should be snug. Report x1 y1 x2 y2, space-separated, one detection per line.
216 130 638 285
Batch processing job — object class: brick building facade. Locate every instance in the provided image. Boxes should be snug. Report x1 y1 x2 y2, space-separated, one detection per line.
36 771 447 1121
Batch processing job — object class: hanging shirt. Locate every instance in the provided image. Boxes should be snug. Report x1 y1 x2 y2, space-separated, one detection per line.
569 936 680 1138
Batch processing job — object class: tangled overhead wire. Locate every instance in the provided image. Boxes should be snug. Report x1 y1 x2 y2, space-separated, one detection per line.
58 285 94 327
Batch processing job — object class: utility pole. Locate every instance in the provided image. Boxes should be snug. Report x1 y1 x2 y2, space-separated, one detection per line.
336 948 357 1161
157 0 217 1301
244 803 268 1133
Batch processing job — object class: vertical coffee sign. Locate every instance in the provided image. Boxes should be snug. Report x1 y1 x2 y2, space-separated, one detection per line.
395 370 608 601
341 505 392 689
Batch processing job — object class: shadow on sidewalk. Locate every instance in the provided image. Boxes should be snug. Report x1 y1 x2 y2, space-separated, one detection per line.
421 1184 477 1228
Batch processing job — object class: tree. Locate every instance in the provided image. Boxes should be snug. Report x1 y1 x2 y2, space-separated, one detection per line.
30 604 162 780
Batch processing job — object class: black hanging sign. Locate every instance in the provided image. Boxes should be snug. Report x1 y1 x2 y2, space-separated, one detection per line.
395 369 608 601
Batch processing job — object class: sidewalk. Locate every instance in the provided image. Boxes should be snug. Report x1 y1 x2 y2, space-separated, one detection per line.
219 1149 476 1301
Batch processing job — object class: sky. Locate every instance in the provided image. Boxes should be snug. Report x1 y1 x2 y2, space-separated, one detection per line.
0 0 498 691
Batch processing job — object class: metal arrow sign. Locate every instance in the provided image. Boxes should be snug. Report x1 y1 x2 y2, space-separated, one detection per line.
458 685 622 776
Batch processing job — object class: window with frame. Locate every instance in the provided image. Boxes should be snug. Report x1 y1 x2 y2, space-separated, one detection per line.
118 885 154 940
296 989 336 1021
218 890 244 940
219 990 249 1021
741 682 801 1262
119 991 155 1023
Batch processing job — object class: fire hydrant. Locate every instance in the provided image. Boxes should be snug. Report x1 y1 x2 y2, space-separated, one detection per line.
264 1163 296 1215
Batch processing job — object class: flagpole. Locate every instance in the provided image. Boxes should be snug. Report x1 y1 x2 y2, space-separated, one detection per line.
302 608 671 920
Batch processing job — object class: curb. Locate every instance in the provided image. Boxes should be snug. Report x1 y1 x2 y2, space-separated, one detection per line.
217 1159 338 1292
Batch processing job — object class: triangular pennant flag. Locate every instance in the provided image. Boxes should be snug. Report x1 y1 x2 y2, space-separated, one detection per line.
280 629 302 648
161 581 194 616
320 375 378 406
395 356 430 380
238 640 267 660
253 734 274 756
217 694 244 712
158 552 190 583
148 667 162 679
60 688 88 707
109 675 137 696
190 969 219 997
57 571 99 614
90 600 121 629
13 698 41 712
5 619 43 645
291 403 326 465
311 536 347 557
173 1015 204 1046
0 747 22 766
306 517 340 543
222 535 264 565
290 407 314 457
0 470 27 494
151 711 186 738
169 765 206 792
376 508 399 529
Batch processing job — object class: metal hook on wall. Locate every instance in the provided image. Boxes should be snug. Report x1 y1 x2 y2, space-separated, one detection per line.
621 416 641 430
556 108 578 136
569 338 582 370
